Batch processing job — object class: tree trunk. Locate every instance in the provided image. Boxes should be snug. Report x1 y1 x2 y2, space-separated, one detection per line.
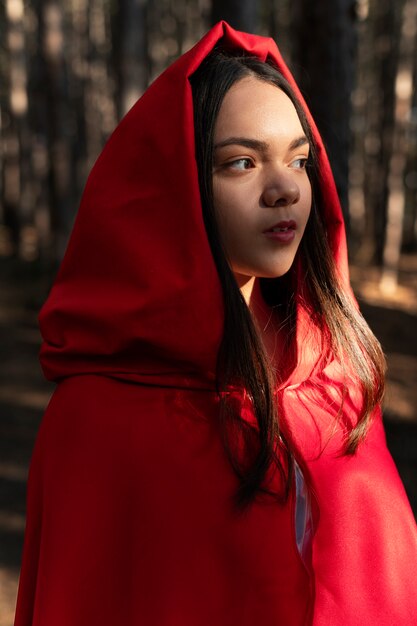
403 23 417 251
380 0 417 292
263 0 292 63
2 0 32 259
34 0 73 259
85 0 117 154
291 0 357 232
361 0 404 264
115 0 150 118
211 0 259 32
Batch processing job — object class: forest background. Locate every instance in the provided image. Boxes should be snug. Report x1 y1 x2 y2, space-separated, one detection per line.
1 0 417 624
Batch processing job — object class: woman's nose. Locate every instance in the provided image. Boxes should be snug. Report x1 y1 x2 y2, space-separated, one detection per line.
262 170 300 207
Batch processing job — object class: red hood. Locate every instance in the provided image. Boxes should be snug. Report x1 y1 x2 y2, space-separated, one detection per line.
39 21 349 387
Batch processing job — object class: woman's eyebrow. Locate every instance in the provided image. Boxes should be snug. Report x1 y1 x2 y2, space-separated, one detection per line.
214 135 309 152
288 135 310 151
214 137 269 152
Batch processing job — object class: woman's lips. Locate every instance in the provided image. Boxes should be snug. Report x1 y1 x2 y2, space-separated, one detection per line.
263 220 296 243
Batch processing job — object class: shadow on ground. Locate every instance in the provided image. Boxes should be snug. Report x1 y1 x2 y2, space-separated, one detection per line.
356 298 417 514
0 260 54 626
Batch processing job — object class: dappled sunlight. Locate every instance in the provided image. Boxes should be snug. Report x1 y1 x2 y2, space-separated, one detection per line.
0 268 51 624
350 258 417 426
355 276 417 313
0 511 26 533
350 261 417 314
0 569 19 626
0 462 28 483
0 386 51 411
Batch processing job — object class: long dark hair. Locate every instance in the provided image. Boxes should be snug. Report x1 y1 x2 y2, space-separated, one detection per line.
190 49 386 509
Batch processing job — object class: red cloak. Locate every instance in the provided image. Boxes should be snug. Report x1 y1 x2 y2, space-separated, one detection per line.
14 21 417 625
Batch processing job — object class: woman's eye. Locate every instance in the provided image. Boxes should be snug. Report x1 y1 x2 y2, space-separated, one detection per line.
291 157 309 170
227 158 253 171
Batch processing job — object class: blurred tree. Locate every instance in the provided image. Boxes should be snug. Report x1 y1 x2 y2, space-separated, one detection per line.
113 0 150 118
84 0 117 160
290 0 357 231
211 0 259 32
403 15 417 252
1 0 30 258
261 0 292 62
362 0 404 264
380 0 417 291
36 0 74 259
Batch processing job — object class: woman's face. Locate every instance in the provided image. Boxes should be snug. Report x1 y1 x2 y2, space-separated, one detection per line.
212 76 312 288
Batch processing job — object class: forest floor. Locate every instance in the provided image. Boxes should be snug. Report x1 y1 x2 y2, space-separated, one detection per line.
0 255 416 625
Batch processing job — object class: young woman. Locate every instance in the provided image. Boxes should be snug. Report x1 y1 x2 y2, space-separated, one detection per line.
14 21 417 626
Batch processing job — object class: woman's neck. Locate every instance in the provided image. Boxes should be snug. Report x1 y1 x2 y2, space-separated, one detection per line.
234 273 256 304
